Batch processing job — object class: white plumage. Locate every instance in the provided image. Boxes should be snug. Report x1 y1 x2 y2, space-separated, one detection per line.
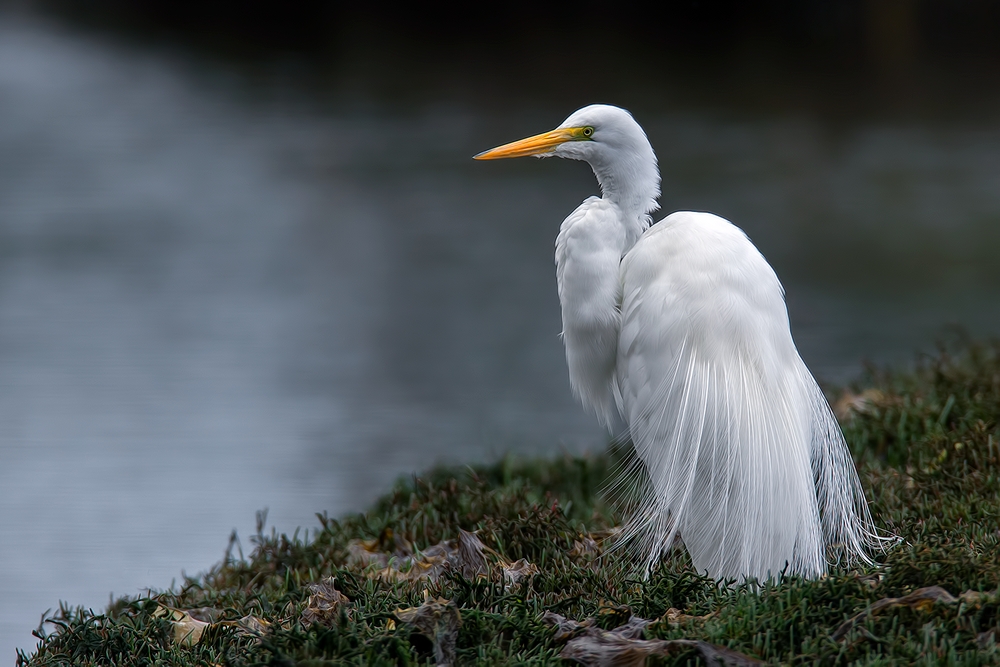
476 104 884 582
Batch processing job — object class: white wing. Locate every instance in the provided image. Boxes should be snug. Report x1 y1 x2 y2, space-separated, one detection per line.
555 197 630 426
616 211 877 581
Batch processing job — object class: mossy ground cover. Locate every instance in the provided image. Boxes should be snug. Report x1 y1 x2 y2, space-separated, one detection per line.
21 340 1000 665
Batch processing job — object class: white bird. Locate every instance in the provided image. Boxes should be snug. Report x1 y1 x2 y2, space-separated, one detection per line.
475 104 885 582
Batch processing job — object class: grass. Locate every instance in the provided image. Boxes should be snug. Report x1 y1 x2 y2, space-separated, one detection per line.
19 338 1000 666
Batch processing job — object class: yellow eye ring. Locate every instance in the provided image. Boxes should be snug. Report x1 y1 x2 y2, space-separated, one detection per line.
582 127 594 137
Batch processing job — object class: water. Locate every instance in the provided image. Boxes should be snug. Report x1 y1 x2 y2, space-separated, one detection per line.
2 11 1000 661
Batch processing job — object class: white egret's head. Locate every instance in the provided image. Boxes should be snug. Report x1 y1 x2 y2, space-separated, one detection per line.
476 104 660 217
475 104 647 163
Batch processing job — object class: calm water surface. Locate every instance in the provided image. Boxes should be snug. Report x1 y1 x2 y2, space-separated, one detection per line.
2 13 1000 660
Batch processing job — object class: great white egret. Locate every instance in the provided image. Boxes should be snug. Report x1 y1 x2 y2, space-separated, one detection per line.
475 104 885 581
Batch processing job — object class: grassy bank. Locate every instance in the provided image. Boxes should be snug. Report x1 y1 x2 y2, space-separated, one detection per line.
20 341 1000 665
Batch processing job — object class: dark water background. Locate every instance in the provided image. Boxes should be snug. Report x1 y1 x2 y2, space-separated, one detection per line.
3 3 1000 659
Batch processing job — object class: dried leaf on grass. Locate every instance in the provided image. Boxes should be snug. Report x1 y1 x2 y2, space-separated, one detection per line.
832 586 968 641
350 528 536 588
301 577 350 627
154 607 210 646
605 615 652 640
662 607 716 625
394 596 461 666
380 529 490 583
546 610 761 667
958 590 993 606
184 607 223 623
502 559 538 589
570 535 600 560
346 527 414 569
452 528 490 579
542 611 594 641
230 615 271 638
569 528 622 561
154 605 272 646
561 635 761 667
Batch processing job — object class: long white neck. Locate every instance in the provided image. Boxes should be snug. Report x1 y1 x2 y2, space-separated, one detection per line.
554 139 660 426
588 142 660 252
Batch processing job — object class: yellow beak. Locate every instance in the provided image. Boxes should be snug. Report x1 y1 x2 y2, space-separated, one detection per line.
474 127 588 160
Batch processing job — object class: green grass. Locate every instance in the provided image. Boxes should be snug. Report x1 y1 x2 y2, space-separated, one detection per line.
20 339 1000 665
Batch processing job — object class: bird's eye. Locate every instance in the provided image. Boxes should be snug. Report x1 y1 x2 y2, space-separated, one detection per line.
583 127 594 137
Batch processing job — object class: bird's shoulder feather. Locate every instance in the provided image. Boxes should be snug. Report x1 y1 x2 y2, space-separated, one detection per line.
554 197 628 426
619 211 794 380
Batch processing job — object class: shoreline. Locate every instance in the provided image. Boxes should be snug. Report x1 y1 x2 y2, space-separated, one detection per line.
21 341 1000 665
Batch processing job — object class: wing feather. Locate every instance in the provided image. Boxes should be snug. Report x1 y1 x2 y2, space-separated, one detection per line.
555 197 627 425
615 212 853 581
806 375 892 562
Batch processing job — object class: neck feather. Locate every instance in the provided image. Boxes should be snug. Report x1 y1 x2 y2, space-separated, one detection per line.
589 149 660 251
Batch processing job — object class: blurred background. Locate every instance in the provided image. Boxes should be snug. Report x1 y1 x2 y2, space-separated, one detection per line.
2 0 1000 659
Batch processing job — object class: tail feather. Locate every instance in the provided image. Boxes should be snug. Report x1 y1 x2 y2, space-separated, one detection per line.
613 338 887 581
806 377 894 563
